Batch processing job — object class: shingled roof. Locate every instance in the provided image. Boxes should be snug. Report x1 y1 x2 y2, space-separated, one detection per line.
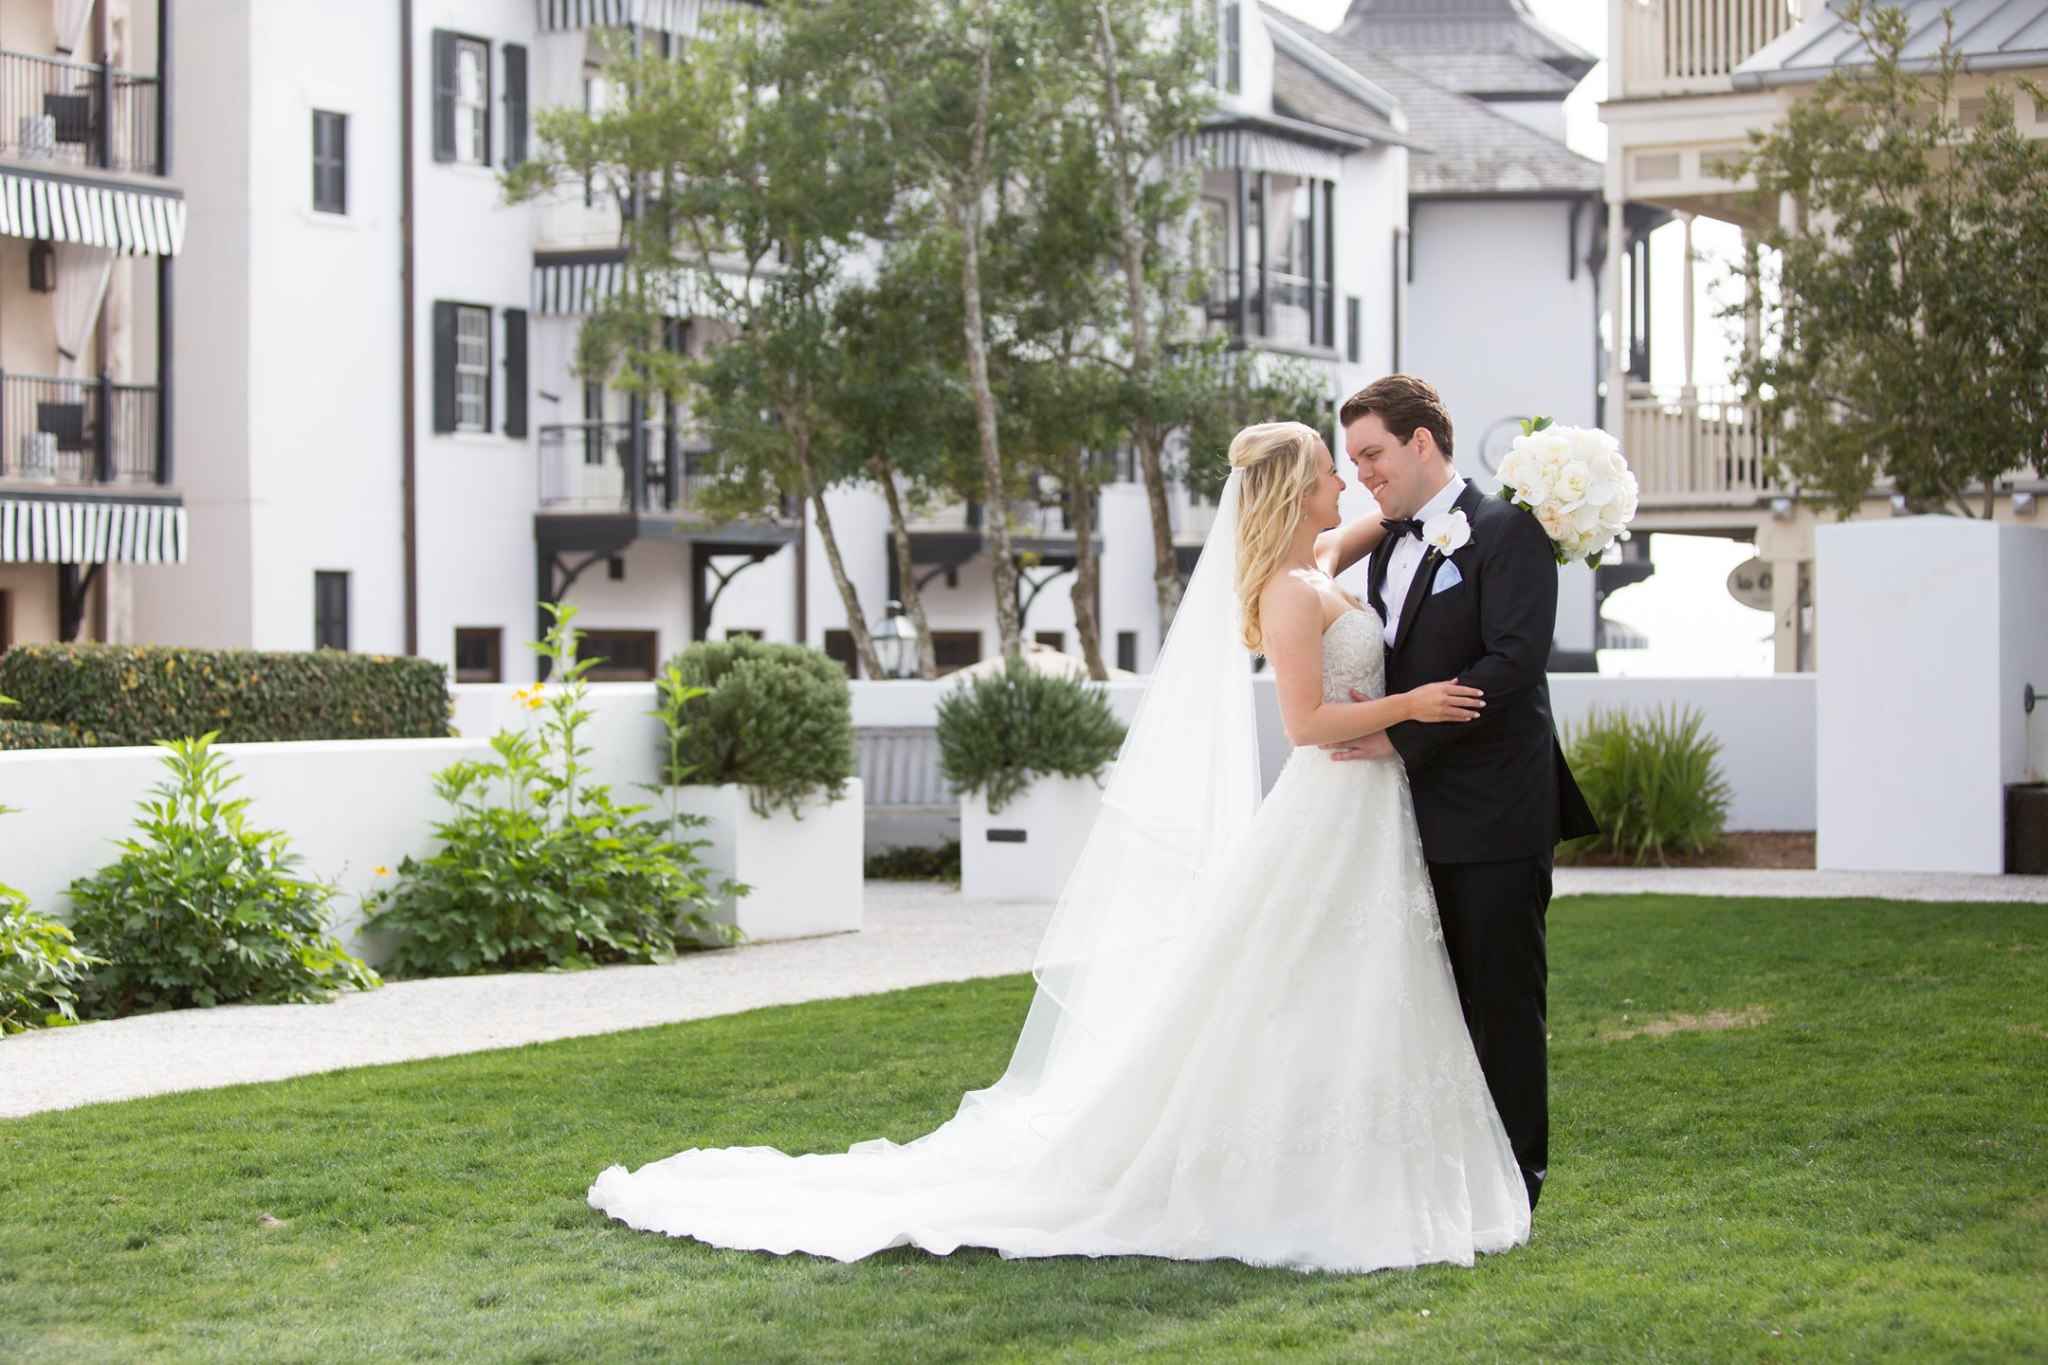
1269 44 1406 144
1337 0 1598 88
1263 6 1602 197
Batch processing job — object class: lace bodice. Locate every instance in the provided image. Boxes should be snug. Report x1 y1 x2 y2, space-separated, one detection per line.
1321 610 1386 704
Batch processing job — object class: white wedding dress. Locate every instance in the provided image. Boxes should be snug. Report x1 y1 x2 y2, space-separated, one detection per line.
589 601 1532 1274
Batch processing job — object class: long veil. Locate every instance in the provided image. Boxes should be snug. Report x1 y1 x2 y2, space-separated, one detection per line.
946 471 1261 1139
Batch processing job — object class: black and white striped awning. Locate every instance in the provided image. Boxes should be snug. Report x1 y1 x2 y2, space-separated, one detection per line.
0 169 186 257
1176 128 1346 185
0 496 186 564
532 251 763 317
537 0 755 38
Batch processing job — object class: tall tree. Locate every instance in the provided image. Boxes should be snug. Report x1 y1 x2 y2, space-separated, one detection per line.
1730 0 2048 517
504 5 897 673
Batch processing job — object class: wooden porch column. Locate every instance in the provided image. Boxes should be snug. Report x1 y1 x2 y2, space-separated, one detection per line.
1604 193 1628 435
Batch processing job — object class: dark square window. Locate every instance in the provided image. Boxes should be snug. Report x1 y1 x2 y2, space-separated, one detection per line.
823 629 858 679
932 631 982 677
1117 630 1138 673
453 627 502 683
314 571 350 651
313 110 348 213
1034 630 1064 652
578 628 657 681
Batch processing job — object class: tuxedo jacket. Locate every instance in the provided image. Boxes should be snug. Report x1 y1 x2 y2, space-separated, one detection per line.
1368 482 1599 864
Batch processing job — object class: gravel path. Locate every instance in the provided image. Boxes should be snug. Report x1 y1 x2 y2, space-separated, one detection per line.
3 870 2042 1119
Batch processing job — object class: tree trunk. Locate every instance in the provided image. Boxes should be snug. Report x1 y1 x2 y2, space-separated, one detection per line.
874 459 939 679
955 28 1024 661
1067 466 1107 680
796 427 884 678
1092 1 1183 638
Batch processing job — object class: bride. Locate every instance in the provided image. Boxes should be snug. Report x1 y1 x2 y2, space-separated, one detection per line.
590 421 1533 1273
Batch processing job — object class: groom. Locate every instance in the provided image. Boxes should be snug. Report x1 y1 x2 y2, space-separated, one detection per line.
1327 374 1597 1213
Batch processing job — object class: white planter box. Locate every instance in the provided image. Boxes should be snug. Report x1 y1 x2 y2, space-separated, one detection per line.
960 774 1105 903
666 780 864 941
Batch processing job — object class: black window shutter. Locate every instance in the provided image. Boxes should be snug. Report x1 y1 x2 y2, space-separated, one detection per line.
482 307 495 434
504 308 528 438
432 31 457 163
432 300 458 432
504 44 528 168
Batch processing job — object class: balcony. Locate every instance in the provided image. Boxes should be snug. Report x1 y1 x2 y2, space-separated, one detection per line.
1207 270 1335 354
0 370 165 487
536 420 798 530
1617 0 1807 100
1622 382 1781 507
0 50 163 176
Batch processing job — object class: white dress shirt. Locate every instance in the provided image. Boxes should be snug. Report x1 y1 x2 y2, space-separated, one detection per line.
1381 475 1466 647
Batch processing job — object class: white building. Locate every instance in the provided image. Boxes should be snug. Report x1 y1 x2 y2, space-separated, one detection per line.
0 0 187 647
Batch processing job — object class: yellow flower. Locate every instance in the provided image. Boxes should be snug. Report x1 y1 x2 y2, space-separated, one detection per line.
374 866 390 877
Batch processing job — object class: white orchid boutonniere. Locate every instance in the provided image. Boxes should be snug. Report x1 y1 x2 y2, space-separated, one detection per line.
1422 509 1472 558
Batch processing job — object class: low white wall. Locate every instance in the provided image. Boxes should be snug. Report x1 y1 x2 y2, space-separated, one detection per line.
0 737 491 956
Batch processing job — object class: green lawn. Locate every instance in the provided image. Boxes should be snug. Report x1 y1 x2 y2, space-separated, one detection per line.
2 896 2043 1364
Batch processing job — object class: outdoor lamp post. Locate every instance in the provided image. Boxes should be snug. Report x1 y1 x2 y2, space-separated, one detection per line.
871 601 922 679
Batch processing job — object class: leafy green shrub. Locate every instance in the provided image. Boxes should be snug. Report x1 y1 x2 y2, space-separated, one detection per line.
365 606 733 977
657 638 856 818
66 736 379 1015
0 642 449 745
1562 705 1732 866
1 888 102 1034
936 660 1126 815
864 840 962 883
0 719 104 750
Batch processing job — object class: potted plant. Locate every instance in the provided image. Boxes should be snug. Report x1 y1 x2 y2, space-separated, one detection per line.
657 638 863 940
937 659 1126 902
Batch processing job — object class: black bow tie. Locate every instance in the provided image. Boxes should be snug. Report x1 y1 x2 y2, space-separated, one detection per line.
1381 517 1425 541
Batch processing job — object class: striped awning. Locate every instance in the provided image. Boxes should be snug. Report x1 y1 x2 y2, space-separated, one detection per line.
0 496 186 564
1176 128 1346 185
537 0 755 39
0 169 186 257
532 251 764 317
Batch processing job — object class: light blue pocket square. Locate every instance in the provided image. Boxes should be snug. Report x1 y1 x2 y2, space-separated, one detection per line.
1431 561 1464 594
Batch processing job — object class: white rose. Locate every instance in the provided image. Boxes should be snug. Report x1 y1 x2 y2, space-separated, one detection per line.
1535 501 1575 542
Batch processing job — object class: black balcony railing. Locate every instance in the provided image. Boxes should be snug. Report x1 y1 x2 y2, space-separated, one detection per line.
538 420 733 515
0 370 165 485
1206 270 1334 352
0 50 163 175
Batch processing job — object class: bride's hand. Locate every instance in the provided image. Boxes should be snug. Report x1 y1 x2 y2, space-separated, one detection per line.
1405 680 1485 723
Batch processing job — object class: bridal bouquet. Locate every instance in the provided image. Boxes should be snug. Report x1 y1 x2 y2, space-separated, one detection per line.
1494 416 1637 568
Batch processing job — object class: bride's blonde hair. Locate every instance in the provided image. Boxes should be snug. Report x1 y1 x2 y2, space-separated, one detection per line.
1229 421 1326 654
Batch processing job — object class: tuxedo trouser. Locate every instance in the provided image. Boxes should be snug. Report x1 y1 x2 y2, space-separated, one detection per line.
1426 854 1552 1213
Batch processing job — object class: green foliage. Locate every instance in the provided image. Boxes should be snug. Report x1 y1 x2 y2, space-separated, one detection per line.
64 735 378 1015
0 718 103 750
0 643 449 746
1563 706 1732 866
1730 0 2048 515
864 840 962 883
657 638 856 819
0 891 101 1033
936 659 1125 814
365 606 730 978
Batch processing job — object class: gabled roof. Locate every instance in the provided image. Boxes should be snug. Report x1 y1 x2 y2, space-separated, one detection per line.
1734 0 2048 88
1337 0 1598 88
1270 46 1405 143
1263 7 1602 197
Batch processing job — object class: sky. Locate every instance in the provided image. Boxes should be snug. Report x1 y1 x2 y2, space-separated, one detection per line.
1263 0 1777 676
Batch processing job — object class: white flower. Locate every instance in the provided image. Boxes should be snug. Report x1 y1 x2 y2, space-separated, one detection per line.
1423 508 1472 555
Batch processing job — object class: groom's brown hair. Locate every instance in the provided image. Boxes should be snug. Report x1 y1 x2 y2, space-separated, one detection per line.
1340 375 1454 460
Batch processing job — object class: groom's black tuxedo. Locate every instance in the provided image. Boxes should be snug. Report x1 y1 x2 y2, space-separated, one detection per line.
1368 480 1598 1212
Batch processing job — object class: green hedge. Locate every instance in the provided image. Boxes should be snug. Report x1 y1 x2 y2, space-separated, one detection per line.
0 643 450 745
0 719 103 751
658 638 856 818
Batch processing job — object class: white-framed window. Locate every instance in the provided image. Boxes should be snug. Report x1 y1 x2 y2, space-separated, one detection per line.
455 306 490 431
455 37 489 165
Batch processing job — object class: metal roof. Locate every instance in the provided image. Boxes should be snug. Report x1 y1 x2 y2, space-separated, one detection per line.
1734 0 2048 87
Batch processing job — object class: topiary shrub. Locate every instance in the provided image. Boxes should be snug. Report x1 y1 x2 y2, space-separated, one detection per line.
1562 705 1732 866
936 659 1126 815
0 719 104 750
0 642 449 745
364 605 733 977
656 638 856 818
66 735 380 1015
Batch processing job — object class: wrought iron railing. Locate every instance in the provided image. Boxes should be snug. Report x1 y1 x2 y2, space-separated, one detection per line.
0 370 164 485
536 420 797 521
0 50 163 174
